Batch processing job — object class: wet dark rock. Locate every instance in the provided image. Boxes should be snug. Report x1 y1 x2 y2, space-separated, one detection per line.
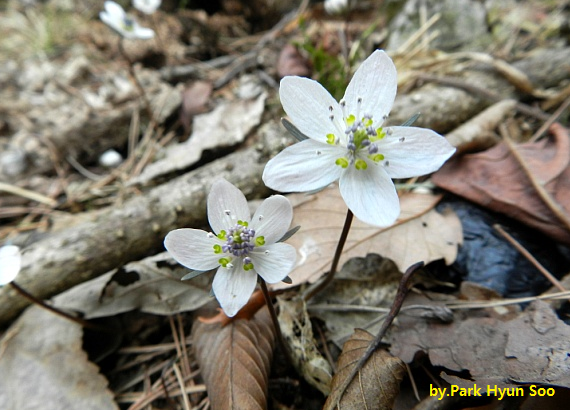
439 198 570 298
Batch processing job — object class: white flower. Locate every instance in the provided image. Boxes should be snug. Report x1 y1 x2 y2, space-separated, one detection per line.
133 0 161 15
0 245 21 285
100 1 155 40
324 0 348 15
263 50 455 227
164 179 296 317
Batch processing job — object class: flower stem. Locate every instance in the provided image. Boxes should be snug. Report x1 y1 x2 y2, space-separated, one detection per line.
303 209 354 301
118 37 155 123
10 281 113 333
259 278 293 366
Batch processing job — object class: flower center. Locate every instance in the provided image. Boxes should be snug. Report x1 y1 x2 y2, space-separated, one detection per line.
326 98 389 170
122 17 135 32
212 220 265 271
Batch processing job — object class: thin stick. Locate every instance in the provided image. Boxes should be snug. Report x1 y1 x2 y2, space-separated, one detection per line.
530 95 570 142
0 182 57 207
494 224 567 293
406 362 421 402
331 261 424 407
172 362 191 410
259 278 294 366
118 37 154 121
177 313 191 378
9 281 112 333
303 209 354 301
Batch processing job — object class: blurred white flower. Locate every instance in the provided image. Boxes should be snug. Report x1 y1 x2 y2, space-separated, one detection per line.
164 179 296 317
324 0 348 15
0 245 21 285
263 50 456 227
133 0 161 15
100 1 155 40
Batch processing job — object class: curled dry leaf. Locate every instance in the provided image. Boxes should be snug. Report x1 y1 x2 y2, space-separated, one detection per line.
192 306 276 409
198 289 267 327
180 80 213 133
433 124 570 244
324 328 406 410
129 92 266 185
273 185 462 289
277 295 333 395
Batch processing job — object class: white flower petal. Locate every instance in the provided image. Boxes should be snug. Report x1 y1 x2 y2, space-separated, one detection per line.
164 229 220 271
325 0 348 15
104 1 126 19
263 139 343 192
132 26 155 39
100 1 154 39
339 165 400 226
381 127 455 178
250 243 297 284
100 1 126 33
99 10 119 32
207 179 251 235
0 245 21 285
213 265 257 317
343 50 397 127
250 195 293 244
280 77 344 144
133 0 161 14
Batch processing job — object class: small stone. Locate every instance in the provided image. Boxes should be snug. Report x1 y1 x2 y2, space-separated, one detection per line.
0 149 27 177
99 149 123 168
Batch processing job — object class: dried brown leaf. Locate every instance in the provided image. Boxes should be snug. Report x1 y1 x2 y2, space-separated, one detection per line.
180 80 213 133
324 329 406 410
273 186 462 289
0 306 117 409
389 300 570 388
192 306 276 409
432 124 570 244
53 254 211 318
276 44 311 79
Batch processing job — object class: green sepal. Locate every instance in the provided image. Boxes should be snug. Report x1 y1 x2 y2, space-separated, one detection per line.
400 113 420 127
181 269 208 281
277 225 301 242
282 117 309 142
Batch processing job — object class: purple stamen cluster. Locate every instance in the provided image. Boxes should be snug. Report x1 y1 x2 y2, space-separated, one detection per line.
344 114 380 156
222 224 255 256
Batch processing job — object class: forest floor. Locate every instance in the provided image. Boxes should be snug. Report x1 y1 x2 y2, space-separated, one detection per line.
0 0 570 409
